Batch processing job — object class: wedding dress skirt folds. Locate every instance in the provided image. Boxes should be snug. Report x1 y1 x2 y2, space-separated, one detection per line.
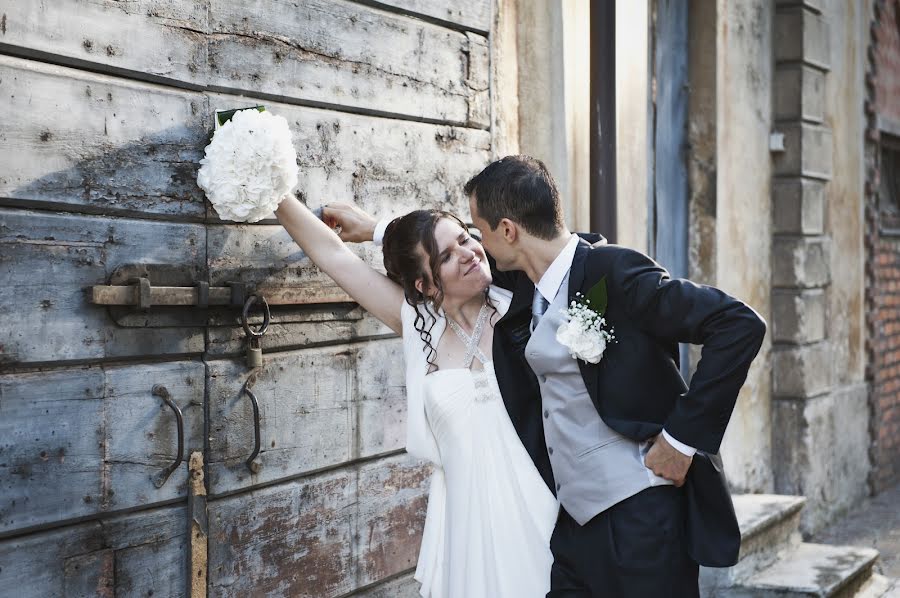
401 289 558 598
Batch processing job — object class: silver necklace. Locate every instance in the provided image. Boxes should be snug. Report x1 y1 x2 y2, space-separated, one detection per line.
446 302 491 369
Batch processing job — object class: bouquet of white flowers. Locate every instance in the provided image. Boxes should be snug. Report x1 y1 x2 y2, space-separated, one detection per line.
196 107 298 222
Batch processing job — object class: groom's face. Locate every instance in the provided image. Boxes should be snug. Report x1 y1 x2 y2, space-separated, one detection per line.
469 194 514 271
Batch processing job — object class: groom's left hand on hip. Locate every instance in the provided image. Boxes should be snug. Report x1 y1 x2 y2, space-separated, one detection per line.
645 434 693 487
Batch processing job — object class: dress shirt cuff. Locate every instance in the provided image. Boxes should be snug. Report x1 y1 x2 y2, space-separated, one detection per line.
373 218 391 246
662 429 697 457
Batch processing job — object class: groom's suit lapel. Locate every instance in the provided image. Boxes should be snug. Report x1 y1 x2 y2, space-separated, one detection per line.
496 271 536 353
569 239 602 406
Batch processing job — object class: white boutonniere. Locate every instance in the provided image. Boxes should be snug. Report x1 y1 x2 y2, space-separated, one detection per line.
196 106 299 223
556 276 615 364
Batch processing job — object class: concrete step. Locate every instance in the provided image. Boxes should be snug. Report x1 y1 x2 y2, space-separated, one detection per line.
729 542 879 598
702 494 807 594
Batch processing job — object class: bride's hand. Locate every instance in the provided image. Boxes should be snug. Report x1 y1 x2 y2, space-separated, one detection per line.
321 202 378 243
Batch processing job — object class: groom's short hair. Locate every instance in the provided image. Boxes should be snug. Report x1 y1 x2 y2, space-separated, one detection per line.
464 155 565 240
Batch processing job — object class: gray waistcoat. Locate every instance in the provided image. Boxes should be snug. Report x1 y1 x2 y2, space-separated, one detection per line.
524 273 672 525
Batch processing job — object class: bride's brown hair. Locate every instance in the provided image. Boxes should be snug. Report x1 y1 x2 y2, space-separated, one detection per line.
382 209 491 367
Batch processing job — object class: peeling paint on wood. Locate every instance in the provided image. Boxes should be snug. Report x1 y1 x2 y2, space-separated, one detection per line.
0 56 208 218
0 361 204 535
0 505 189 597
352 572 421 598
207 453 429 597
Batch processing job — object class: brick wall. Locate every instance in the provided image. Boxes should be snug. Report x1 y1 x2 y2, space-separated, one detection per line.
869 0 900 492
875 0 900 124
873 234 900 490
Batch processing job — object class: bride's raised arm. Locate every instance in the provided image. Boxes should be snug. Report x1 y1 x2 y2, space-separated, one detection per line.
274 194 404 334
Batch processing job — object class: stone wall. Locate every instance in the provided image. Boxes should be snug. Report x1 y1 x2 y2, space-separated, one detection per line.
771 0 870 534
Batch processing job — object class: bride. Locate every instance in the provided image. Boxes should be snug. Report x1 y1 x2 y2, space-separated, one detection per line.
275 195 557 597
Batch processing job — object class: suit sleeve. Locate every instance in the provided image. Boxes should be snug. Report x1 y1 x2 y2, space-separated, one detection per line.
610 248 767 454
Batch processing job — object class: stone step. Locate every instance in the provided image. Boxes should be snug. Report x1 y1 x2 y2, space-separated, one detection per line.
855 574 897 598
702 494 808 593
730 543 879 598
733 494 807 560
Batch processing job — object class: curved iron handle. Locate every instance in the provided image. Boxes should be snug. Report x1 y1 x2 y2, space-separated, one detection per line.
151 384 184 488
242 380 262 474
241 294 270 338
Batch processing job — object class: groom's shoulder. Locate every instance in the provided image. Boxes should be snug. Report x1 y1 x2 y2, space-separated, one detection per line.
584 242 657 268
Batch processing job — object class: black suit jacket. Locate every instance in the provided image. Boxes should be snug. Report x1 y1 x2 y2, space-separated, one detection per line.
488 237 767 566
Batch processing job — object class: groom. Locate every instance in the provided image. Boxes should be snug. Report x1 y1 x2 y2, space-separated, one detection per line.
461 155 766 597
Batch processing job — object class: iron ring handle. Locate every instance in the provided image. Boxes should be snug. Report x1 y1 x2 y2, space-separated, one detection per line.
151 384 184 488
242 381 262 474
241 294 270 338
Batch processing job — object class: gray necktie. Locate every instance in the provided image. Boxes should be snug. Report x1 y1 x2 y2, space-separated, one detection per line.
531 289 550 331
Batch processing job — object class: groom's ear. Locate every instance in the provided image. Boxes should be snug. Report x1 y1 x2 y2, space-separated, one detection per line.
498 218 518 244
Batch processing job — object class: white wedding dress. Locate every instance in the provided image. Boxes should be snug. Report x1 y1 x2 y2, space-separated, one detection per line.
402 288 558 598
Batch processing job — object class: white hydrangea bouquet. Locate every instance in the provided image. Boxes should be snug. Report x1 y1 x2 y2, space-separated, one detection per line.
196 106 298 222
556 277 616 364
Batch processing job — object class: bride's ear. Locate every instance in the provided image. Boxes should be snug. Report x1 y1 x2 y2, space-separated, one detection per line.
415 278 426 296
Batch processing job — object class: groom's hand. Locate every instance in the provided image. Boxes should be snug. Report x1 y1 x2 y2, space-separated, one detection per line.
644 434 693 487
322 202 378 243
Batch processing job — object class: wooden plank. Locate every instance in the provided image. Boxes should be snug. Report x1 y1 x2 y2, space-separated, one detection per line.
375 0 492 32
1 1 489 124
90 283 353 306
207 0 489 125
0 361 204 535
352 572 421 598
0 0 208 84
0 56 208 218
205 305 393 357
188 452 208 598
0 209 205 365
206 338 406 494
0 505 189 597
207 452 430 597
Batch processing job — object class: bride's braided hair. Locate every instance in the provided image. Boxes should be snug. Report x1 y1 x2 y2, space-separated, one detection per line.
382 209 494 369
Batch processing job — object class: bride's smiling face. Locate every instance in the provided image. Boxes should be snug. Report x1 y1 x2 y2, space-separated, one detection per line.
416 217 492 302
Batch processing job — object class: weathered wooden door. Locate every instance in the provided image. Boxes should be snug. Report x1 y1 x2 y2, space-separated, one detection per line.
0 1 497 595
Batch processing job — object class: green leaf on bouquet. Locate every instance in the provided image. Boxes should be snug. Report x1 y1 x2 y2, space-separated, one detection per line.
215 105 266 129
585 276 608 315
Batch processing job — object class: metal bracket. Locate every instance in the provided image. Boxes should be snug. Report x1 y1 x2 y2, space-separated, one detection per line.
129 277 152 311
